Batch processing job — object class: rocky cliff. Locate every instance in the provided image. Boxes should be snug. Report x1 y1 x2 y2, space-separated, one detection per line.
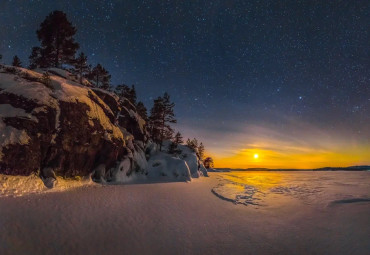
0 65 206 187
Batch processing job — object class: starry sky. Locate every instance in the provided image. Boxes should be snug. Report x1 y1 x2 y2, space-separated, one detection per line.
0 0 369 168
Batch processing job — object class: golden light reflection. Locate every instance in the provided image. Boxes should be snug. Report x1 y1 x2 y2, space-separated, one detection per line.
223 172 283 191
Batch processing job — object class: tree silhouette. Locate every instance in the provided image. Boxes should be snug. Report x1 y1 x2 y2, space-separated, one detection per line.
186 138 198 152
29 47 43 69
12 55 22 67
198 142 205 160
136 101 148 122
73 52 89 83
128 85 137 105
168 131 183 155
204 157 214 169
29 10 79 68
115 84 137 105
174 132 183 144
88 64 111 90
149 93 176 150
149 96 164 146
115 84 130 99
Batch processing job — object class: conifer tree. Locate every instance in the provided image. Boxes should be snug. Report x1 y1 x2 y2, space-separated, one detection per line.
160 93 176 150
29 10 79 68
136 101 148 122
12 55 22 67
186 138 198 152
186 138 191 147
115 84 130 100
149 96 165 145
168 142 178 155
115 84 137 105
198 142 205 160
29 47 43 69
149 93 176 150
204 157 214 169
168 132 183 155
174 132 183 144
128 85 137 105
89 64 111 90
73 52 89 83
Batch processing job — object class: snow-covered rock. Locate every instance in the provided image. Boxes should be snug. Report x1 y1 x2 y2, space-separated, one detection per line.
0 65 147 181
0 65 207 188
147 141 208 180
147 152 192 181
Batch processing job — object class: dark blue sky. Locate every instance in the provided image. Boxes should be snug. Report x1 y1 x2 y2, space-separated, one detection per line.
0 0 369 166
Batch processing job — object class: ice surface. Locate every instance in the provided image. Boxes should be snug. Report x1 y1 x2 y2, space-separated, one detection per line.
0 172 369 255
211 171 370 207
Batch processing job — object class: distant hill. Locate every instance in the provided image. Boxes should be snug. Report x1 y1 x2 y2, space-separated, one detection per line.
214 166 370 172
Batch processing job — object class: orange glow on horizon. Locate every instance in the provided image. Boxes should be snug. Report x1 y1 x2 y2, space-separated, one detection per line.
211 146 370 169
182 121 370 170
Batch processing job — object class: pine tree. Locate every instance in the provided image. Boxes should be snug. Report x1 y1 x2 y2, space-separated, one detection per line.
88 64 111 89
12 55 22 67
115 84 137 106
186 138 198 151
115 84 130 99
174 132 183 144
204 157 214 169
29 47 43 69
149 96 165 145
149 93 177 150
129 85 137 105
159 93 176 150
198 142 205 160
73 52 89 84
136 101 148 122
168 142 177 155
168 132 183 155
186 138 191 147
29 10 79 68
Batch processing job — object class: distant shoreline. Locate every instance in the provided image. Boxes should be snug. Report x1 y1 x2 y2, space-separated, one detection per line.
213 165 370 172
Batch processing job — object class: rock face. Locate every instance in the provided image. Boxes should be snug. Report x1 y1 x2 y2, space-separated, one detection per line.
0 65 207 184
0 65 147 181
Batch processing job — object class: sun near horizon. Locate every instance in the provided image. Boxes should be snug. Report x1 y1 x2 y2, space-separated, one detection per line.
207 146 370 169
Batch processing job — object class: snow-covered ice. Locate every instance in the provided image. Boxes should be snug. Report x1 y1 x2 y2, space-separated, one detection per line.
0 171 369 255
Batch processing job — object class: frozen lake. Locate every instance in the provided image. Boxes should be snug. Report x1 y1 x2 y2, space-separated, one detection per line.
0 171 369 254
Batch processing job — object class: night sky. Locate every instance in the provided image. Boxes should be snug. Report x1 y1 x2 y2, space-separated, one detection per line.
0 0 369 168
